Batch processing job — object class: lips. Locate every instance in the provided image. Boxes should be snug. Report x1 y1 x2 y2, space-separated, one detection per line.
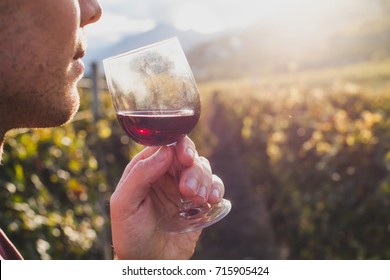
71 44 86 77
73 48 86 60
73 38 87 59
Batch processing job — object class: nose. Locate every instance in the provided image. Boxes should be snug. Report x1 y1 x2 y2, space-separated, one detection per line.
79 0 102 27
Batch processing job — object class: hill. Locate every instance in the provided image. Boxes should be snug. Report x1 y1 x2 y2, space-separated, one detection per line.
84 23 223 73
84 0 390 81
187 0 390 81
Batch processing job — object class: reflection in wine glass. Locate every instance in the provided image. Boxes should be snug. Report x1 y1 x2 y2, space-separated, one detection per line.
103 37 231 233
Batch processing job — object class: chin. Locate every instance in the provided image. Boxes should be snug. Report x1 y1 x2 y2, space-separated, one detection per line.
43 91 81 128
59 95 80 125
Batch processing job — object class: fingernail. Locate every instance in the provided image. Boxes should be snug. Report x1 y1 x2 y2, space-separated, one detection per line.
211 188 220 200
198 185 207 198
185 177 198 193
186 147 195 160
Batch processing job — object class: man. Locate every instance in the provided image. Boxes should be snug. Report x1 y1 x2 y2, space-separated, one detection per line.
0 0 226 260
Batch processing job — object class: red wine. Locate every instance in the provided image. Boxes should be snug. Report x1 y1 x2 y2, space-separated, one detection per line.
116 109 200 146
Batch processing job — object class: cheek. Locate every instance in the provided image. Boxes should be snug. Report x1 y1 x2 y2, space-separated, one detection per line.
0 1 82 128
1 33 80 128
28 1 79 70
26 6 80 96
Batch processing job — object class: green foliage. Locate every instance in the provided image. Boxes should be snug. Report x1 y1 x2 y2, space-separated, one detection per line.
194 66 390 259
1 61 390 259
0 87 132 259
257 90 390 259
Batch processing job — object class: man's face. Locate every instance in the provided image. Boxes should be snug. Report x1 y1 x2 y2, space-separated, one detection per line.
0 0 101 131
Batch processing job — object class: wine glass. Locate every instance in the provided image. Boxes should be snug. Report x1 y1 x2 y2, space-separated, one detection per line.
103 37 231 233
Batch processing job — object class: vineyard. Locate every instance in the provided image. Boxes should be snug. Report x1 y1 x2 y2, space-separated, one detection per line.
1 59 390 259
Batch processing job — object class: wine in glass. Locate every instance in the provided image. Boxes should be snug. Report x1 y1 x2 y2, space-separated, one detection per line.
103 37 231 233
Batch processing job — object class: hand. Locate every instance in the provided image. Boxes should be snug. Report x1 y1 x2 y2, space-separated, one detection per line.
110 136 225 259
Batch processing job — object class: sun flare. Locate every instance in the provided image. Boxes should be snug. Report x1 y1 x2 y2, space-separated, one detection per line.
173 1 262 34
172 0 352 35
173 3 224 33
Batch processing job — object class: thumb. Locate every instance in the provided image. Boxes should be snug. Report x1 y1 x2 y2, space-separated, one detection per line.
111 146 173 215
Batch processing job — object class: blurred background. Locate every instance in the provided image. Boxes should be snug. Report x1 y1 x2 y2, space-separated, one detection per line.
1 0 390 259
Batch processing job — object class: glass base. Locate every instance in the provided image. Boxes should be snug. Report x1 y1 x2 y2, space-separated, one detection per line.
157 199 232 233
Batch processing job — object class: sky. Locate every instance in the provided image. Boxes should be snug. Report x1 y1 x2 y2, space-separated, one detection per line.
86 0 353 46
84 0 378 68
85 0 276 64
86 0 265 46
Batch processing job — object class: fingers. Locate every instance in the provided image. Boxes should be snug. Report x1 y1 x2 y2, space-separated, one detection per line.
111 146 173 214
117 146 161 187
176 137 225 205
175 136 197 167
179 155 225 205
209 174 225 204
113 135 226 218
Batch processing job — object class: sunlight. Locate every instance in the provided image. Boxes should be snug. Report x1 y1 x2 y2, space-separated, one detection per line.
86 12 156 44
172 0 345 35
173 0 261 33
174 3 224 33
